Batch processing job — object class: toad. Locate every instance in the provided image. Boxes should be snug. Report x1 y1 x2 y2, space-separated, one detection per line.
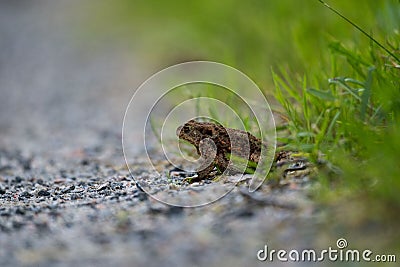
176 119 265 180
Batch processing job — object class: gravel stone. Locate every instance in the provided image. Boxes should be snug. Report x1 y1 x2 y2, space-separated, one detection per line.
20 191 32 198
37 189 50 197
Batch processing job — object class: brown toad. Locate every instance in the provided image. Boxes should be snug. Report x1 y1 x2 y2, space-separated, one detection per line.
176 119 265 180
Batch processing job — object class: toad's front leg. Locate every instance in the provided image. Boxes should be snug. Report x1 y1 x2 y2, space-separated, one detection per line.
195 138 218 180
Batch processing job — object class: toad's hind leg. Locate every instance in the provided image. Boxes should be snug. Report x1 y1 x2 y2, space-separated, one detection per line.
216 153 230 174
196 163 216 180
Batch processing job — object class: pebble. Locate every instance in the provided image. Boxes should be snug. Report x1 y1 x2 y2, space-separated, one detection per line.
14 176 23 183
37 189 51 197
133 190 148 201
20 191 32 198
70 193 79 200
96 182 109 191
61 185 75 194
53 178 65 184
15 207 25 215
12 220 25 230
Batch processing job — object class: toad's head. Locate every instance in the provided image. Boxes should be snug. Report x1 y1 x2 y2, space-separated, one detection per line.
176 120 217 147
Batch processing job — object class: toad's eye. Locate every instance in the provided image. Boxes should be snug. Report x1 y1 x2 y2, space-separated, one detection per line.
183 126 191 133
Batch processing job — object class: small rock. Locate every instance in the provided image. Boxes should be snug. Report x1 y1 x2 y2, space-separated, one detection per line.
37 189 51 197
0 188 6 194
35 221 49 232
54 178 65 184
70 193 79 200
96 182 109 191
0 223 9 233
35 197 46 203
133 190 147 201
15 207 25 215
20 191 32 198
12 220 25 230
61 185 75 194
169 167 197 179
92 232 111 244
0 210 11 217
167 206 184 217
19 156 32 171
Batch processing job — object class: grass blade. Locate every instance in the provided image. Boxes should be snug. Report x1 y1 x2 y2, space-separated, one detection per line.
360 67 375 121
307 88 336 101
326 110 341 139
318 0 400 63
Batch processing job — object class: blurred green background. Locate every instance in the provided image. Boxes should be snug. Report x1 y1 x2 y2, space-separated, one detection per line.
81 0 396 90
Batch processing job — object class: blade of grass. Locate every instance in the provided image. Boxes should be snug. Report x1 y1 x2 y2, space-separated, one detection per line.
307 88 336 101
360 66 375 121
272 69 302 102
318 0 400 64
329 78 361 101
326 110 341 139
302 74 311 135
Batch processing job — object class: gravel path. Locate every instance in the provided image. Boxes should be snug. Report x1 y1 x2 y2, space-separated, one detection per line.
0 143 315 267
0 1 326 267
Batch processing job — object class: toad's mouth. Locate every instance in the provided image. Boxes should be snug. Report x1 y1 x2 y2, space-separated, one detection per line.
176 125 183 136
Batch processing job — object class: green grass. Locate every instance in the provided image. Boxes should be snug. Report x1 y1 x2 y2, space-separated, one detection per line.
270 2 400 213
273 38 400 201
84 0 400 242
